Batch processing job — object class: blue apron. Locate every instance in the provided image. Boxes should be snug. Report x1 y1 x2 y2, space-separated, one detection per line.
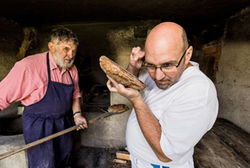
23 53 74 168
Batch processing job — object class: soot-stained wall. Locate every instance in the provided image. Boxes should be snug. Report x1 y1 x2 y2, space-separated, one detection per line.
216 7 250 133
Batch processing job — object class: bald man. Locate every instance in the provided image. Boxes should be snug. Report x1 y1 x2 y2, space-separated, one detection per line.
107 22 218 168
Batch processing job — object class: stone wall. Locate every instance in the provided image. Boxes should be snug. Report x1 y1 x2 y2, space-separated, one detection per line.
0 18 22 81
216 7 250 133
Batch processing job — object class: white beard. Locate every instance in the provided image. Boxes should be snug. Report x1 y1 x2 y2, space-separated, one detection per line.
54 50 74 69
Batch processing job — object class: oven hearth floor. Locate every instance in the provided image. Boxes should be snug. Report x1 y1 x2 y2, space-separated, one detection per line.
70 146 131 168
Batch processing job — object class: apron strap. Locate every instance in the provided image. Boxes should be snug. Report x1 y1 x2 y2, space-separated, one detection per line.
46 52 51 83
67 70 74 86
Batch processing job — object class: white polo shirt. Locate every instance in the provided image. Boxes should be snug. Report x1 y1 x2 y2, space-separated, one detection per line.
126 61 218 168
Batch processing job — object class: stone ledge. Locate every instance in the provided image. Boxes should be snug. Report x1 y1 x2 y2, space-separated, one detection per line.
0 134 27 168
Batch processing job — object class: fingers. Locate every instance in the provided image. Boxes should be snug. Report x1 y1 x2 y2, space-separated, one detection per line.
131 46 145 59
106 76 119 92
107 75 118 87
106 78 117 92
75 117 88 131
130 47 145 70
106 75 141 102
76 122 87 131
132 46 140 55
106 75 126 93
83 118 88 128
131 47 140 60
76 123 84 131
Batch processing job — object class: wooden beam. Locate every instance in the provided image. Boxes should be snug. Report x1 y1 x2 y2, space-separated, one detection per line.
116 151 130 161
113 159 127 164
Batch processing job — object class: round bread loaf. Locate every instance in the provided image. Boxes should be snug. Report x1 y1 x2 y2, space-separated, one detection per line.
99 56 146 91
108 104 129 113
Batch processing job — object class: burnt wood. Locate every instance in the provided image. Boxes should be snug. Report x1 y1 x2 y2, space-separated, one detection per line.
194 118 250 168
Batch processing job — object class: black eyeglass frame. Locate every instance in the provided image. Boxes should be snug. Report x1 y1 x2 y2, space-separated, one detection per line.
175 46 189 68
143 46 189 72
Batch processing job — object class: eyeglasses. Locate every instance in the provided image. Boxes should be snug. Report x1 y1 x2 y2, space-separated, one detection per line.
143 47 189 73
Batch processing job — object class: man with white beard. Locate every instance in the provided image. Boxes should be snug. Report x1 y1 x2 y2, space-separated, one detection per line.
0 26 87 168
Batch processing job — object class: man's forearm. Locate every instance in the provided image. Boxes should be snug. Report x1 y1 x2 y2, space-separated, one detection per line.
132 96 172 162
72 98 81 113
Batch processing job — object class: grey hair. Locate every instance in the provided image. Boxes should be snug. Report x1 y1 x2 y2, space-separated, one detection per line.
49 26 79 46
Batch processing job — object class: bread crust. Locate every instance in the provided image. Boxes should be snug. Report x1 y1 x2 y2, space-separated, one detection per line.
99 56 146 91
108 104 129 113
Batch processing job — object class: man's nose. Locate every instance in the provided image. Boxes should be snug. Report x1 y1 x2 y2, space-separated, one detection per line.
155 67 165 81
67 50 74 58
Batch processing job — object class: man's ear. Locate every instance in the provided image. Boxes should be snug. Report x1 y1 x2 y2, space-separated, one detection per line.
185 46 193 64
48 42 55 52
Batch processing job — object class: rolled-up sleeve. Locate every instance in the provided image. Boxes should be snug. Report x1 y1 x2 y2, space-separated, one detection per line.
0 61 35 109
71 66 81 99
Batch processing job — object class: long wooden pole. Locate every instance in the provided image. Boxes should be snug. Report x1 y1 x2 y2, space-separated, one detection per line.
0 112 114 160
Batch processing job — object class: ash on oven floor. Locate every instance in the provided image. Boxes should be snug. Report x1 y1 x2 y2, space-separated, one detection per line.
70 146 131 168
